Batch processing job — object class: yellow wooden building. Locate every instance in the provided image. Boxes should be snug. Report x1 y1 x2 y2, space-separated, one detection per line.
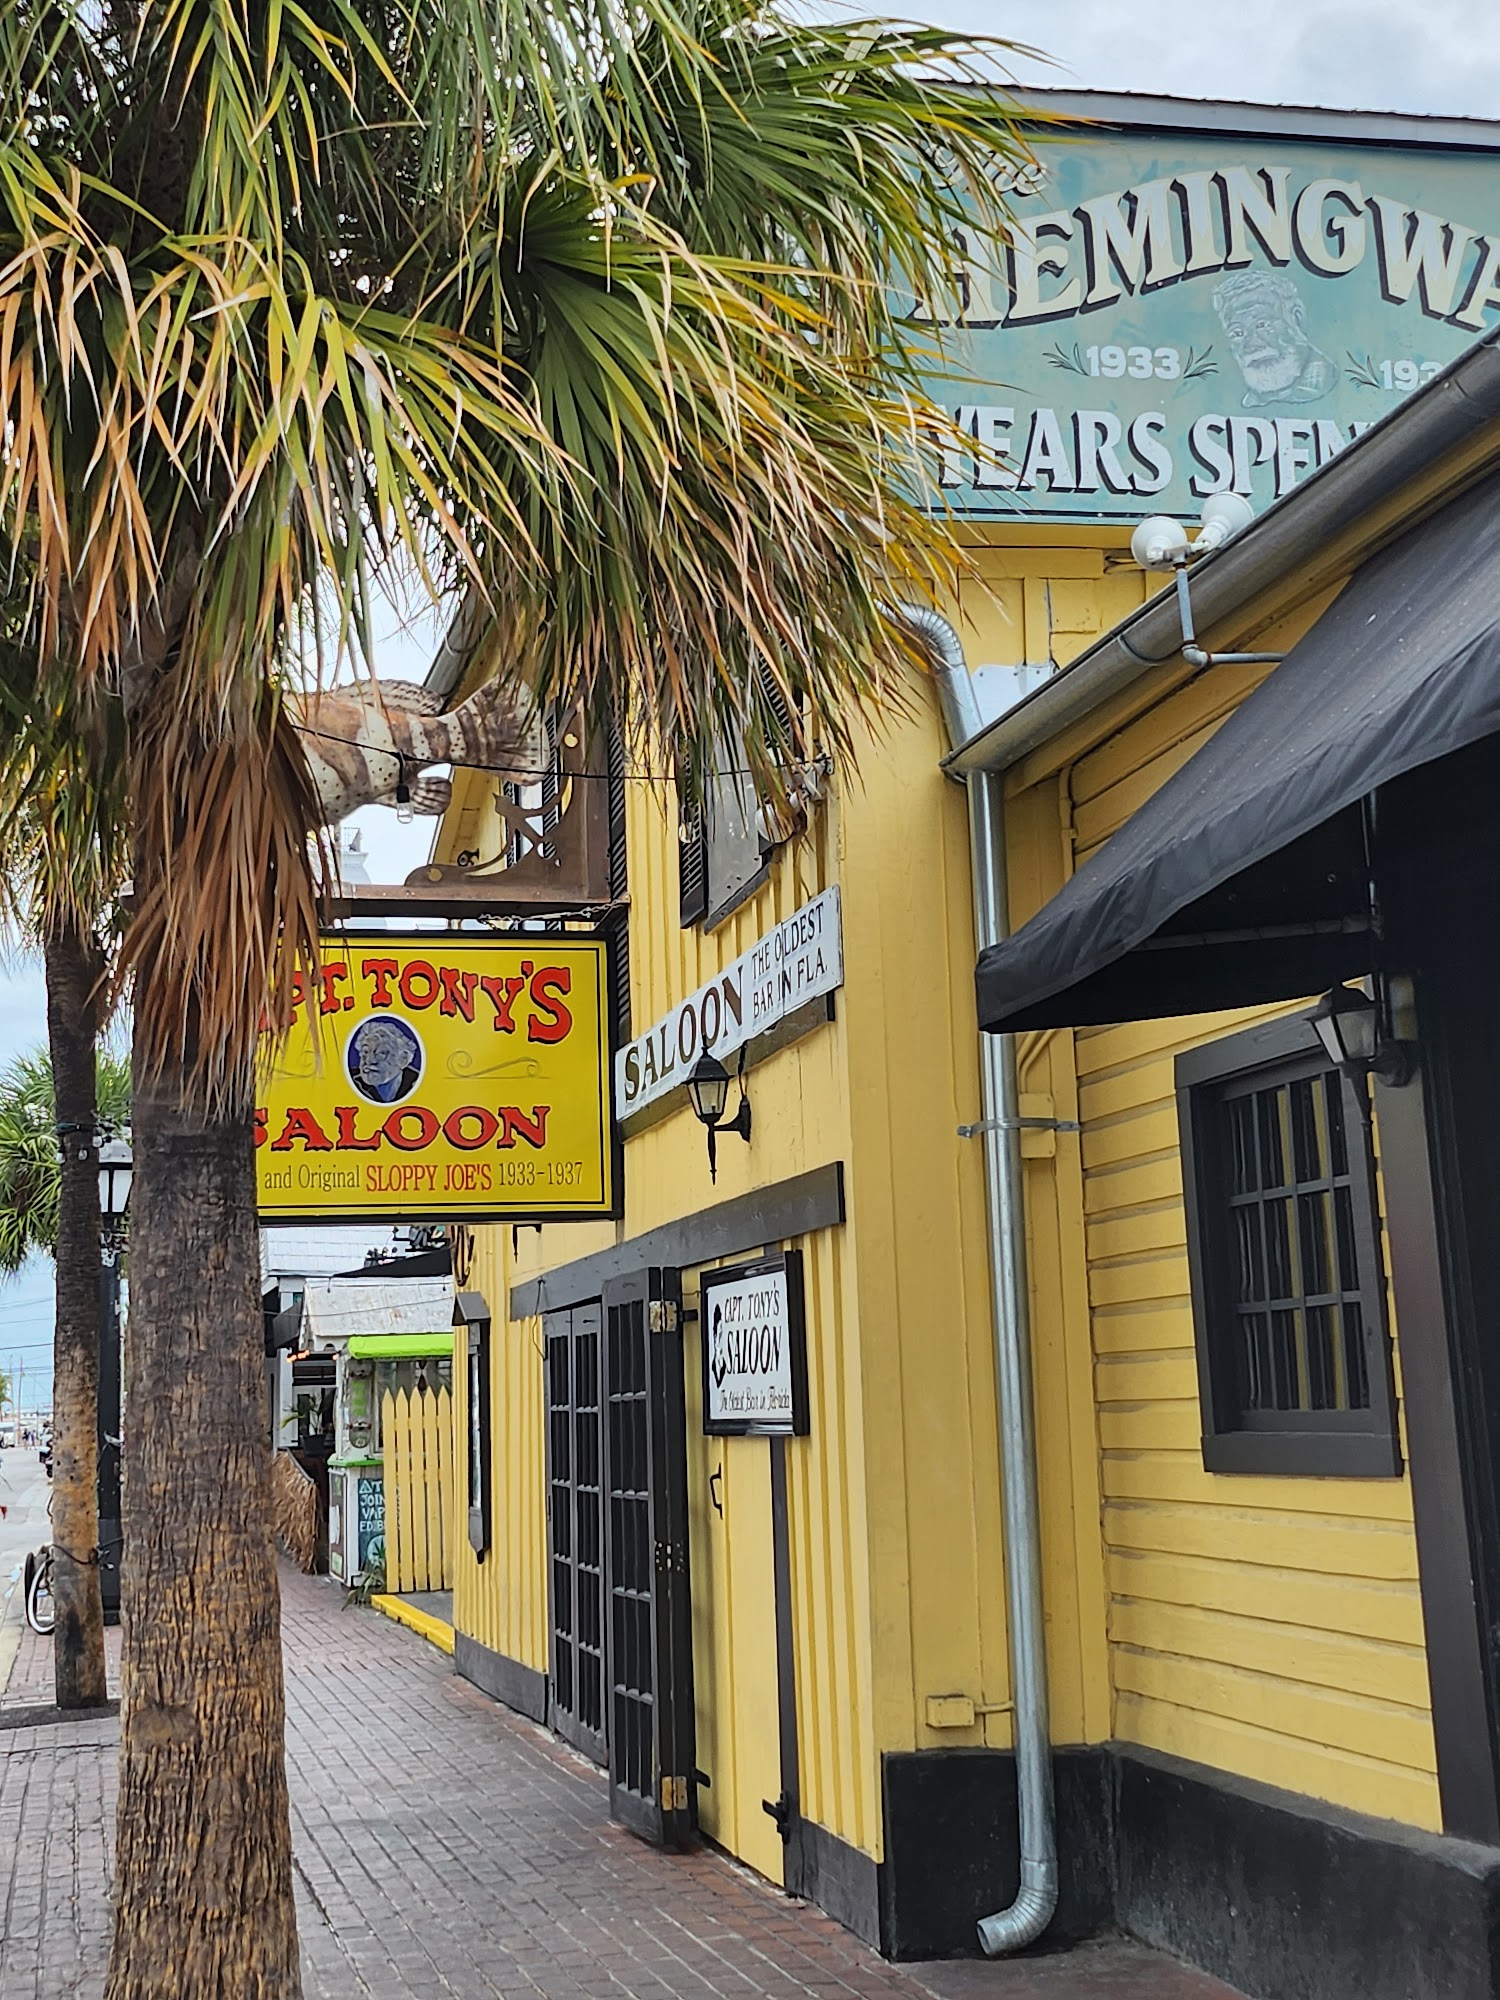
420 95 1500 2000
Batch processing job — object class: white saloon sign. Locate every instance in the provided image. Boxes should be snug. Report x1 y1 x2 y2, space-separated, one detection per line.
700 1252 809 1438
615 887 843 1121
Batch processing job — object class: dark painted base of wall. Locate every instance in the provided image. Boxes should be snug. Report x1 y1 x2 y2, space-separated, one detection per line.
453 1632 548 1725
873 1742 1500 2000
1117 1745 1500 2000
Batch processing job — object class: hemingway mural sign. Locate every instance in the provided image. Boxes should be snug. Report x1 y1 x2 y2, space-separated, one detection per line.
257 933 615 1223
923 130 1500 521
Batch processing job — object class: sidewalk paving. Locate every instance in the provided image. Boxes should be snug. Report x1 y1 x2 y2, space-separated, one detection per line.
0 1565 1241 2000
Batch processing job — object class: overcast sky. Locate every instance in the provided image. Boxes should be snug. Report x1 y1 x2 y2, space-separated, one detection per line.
930 0 1500 121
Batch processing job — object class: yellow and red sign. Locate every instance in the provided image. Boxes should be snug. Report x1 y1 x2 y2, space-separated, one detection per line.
256 933 615 1223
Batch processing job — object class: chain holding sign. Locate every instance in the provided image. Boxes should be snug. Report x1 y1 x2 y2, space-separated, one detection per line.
700 1251 809 1438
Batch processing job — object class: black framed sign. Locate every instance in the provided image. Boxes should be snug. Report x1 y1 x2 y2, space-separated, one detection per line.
700 1251 809 1437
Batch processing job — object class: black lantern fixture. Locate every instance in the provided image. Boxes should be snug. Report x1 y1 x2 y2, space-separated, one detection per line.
686 1051 752 1182
1309 984 1412 1089
97 1135 134 1232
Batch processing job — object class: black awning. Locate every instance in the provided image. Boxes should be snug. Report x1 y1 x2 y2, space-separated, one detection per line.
977 470 1500 1034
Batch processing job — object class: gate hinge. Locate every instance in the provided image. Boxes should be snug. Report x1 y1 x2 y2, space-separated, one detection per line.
649 1300 680 1333
661 1774 690 1811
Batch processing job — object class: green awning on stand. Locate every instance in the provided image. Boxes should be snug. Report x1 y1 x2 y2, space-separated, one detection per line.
348 1331 455 1360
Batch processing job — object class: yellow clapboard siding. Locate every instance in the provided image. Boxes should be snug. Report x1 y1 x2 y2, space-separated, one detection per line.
1114 1691 1442 1831
1112 1647 1436 1771
1090 1302 1197 1355
1096 1354 1200 1403
1077 1061 1177 1125
1069 663 1263 810
1098 1403 1202 1453
1101 1451 1419 1521
1088 1252 1193 1311
1078 1005 1294 1079
1109 1596 1432 1707
1104 1500 1420 1580
1082 1155 1185 1214
1106 1548 1427 1647
1073 721 1226 854
1081 1104 1182 1169
1085 1204 1187 1262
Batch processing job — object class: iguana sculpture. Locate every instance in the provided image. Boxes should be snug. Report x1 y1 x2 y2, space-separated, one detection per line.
292 677 531 825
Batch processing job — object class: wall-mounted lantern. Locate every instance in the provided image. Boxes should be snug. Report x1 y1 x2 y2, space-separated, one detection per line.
1309 983 1413 1089
687 1051 752 1183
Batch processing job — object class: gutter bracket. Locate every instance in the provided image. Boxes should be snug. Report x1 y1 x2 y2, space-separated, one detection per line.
958 1116 1081 1139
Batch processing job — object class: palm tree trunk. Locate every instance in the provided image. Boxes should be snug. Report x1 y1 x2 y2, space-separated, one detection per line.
104 1063 301 1999
44 921 108 1710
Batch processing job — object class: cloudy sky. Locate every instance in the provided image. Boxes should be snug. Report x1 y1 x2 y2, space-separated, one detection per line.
937 0 1500 120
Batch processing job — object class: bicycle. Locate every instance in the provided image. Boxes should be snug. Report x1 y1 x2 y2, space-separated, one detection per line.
23 1541 53 1637
23 1432 121 1638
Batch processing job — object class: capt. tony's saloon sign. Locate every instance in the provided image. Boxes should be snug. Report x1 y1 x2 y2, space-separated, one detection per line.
256 933 615 1224
701 1253 810 1438
922 125 1500 521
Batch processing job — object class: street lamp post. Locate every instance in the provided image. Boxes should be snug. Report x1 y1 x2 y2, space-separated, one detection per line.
97 1137 132 1624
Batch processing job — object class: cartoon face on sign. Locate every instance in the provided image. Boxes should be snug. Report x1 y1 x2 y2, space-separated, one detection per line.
709 1303 728 1389
1212 270 1339 408
346 1017 422 1105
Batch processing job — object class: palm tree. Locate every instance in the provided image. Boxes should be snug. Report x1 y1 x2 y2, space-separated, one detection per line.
0 650 130 1712
0 1040 132 1706
0 3 1033 1993
0 1042 131 1703
0 1048 132 1270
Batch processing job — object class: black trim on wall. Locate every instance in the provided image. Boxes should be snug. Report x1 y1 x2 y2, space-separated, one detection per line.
453 1633 548 1725
878 1748 1113 1960
1115 1744 1500 2000
769 1436 803 1888
793 1818 882 1951
509 1163 846 1318
1374 1061 1500 1846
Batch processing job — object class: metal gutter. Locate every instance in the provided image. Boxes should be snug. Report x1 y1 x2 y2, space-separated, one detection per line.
945 325 1500 781
1000 86 1500 152
901 606 1058 1957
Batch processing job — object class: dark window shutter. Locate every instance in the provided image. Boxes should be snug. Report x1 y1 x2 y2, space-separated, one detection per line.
678 791 708 928
606 724 631 1041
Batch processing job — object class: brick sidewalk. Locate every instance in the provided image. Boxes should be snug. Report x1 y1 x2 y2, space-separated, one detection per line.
0 1567 1240 2000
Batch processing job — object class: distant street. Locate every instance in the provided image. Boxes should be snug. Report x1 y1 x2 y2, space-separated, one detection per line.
0 1447 49 1696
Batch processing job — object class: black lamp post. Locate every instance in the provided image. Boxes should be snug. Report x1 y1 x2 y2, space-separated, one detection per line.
686 1051 752 1183
96 1135 132 1624
1309 984 1412 1089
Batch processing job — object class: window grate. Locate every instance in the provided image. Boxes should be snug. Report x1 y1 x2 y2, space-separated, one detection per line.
545 1305 607 1763
1177 1013 1401 1478
1220 1069 1370 1416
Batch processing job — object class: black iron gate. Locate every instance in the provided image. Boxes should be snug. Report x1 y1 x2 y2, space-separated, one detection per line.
545 1304 608 1765
601 1267 696 1847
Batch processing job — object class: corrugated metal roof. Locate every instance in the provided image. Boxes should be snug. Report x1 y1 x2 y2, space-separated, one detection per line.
260 1227 395 1282
301 1277 453 1345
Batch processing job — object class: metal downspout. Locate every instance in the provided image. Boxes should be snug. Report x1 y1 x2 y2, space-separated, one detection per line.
898 606 1058 1954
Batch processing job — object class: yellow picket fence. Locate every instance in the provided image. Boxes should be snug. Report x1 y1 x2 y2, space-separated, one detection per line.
381 1385 455 1592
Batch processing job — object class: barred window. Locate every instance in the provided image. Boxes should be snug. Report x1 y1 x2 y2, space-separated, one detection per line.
1176 1013 1401 1477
